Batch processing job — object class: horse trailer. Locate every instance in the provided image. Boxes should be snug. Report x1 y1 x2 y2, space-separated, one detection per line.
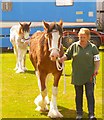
0 0 104 49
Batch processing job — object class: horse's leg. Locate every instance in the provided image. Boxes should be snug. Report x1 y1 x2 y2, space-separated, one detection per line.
10 36 18 71
48 72 63 118
22 49 27 71
34 71 49 111
14 46 19 71
16 48 24 73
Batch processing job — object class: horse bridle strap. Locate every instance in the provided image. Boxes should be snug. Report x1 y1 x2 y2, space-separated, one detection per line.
22 36 30 41
21 37 30 44
24 37 30 41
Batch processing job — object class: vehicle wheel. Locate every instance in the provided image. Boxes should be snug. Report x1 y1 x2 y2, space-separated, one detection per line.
62 34 78 49
90 34 101 49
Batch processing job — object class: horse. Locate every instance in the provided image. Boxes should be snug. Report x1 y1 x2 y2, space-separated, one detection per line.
29 20 64 118
10 22 31 73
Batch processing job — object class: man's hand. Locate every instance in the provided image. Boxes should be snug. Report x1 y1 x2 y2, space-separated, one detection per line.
58 55 67 63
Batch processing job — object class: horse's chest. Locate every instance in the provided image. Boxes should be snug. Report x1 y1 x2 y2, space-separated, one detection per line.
16 37 28 49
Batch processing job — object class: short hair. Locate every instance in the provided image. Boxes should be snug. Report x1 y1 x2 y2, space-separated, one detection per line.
78 28 91 39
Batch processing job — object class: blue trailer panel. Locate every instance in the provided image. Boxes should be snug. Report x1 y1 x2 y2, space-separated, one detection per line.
0 0 97 48
1 1 96 22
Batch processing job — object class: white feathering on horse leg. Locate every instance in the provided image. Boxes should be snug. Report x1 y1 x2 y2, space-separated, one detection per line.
36 71 50 104
16 54 24 73
41 88 50 105
16 68 24 73
48 86 63 118
34 94 48 111
45 95 50 105
16 61 24 73
22 67 27 71
14 63 18 71
34 88 49 112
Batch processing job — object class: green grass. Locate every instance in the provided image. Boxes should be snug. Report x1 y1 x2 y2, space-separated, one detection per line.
0 51 103 119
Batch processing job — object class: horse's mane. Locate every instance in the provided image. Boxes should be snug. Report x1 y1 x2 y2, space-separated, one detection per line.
31 31 46 41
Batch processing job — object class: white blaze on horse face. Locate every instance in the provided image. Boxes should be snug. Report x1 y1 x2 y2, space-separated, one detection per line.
24 32 30 39
50 31 60 61
52 31 60 49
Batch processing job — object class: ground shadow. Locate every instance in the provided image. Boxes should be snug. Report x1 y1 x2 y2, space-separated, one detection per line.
25 70 35 74
40 105 88 119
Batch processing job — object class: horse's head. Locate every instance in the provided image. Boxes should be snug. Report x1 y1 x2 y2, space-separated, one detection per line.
43 20 63 61
19 22 31 40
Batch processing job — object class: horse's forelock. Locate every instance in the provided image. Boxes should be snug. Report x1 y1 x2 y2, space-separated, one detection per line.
48 23 63 35
20 23 30 32
55 24 63 35
46 23 55 33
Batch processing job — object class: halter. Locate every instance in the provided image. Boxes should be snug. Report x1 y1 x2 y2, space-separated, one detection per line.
46 31 64 71
21 31 31 44
23 36 30 41
21 36 30 44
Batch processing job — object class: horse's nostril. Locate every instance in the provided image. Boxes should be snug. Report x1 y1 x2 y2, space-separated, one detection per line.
51 55 54 58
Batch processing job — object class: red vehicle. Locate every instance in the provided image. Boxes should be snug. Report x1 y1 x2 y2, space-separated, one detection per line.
62 29 104 49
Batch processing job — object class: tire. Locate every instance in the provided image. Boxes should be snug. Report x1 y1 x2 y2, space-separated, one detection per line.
62 34 78 49
90 33 101 49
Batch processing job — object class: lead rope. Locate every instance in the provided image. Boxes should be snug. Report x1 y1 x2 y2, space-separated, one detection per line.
56 60 66 94
56 59 64 71
63 62 66 94
57 37 66 93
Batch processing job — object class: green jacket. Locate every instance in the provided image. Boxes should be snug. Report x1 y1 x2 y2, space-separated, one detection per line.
65 41 99 85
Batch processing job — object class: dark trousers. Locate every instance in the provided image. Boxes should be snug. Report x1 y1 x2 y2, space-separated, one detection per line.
74 82 95 117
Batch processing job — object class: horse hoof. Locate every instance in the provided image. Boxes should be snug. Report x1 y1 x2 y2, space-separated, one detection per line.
48 109 63 118
22 67 28 71
16 69 24 73
35 106 49 112
40 108 49 112
14 67 18 71
35 106 41 111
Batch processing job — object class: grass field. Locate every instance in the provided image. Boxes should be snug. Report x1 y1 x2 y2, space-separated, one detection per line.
0 51 104 119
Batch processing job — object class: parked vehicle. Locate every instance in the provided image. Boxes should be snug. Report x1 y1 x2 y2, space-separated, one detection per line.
0 0 104 49
62 29 104 49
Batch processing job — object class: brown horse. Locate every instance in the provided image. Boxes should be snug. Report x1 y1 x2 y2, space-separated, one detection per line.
29 20 64 118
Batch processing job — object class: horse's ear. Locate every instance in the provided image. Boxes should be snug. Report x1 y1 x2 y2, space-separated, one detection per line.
58 20 63 27
42 21 49 31
19 22 23 27
28 22 31 26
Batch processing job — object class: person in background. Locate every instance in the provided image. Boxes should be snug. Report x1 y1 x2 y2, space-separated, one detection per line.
59 28 100 120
